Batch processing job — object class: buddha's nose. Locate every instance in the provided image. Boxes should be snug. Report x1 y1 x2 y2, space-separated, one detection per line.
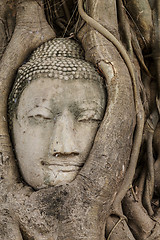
49 110 79 156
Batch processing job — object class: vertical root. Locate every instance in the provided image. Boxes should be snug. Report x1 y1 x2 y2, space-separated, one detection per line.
78 0 145 215
143 109 159 215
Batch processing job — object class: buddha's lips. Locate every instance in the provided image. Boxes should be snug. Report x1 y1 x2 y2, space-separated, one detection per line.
40 160 84 167
42 163 82 173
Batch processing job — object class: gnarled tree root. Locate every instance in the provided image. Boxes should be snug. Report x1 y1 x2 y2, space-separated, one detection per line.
78 0 144 221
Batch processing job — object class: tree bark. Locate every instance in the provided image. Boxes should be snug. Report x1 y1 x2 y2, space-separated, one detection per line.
0 0 160 239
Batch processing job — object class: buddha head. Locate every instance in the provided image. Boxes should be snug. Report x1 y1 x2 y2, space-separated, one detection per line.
8 38 106 190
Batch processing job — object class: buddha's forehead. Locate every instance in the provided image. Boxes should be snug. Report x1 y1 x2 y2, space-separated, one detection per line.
18 77 106 113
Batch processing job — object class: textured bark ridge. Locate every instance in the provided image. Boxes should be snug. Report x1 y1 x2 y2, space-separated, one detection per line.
0 0 160 240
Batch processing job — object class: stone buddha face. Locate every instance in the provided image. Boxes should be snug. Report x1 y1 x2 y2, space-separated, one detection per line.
12 77 106 189
9 38 106 189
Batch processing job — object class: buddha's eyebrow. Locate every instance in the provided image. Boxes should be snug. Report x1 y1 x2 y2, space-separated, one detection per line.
77 100 104 109
70 101 105 113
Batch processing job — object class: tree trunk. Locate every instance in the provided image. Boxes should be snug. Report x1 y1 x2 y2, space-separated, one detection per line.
0 0 160 239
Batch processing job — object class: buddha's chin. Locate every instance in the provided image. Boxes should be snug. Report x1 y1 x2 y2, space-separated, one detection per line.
34 166 81 190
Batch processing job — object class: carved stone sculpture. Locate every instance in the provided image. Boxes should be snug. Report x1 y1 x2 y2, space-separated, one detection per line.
8 38 106 189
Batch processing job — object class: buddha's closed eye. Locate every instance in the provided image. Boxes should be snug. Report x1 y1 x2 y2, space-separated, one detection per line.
77 109 102 122
27 107 53 122
27 107 102 124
